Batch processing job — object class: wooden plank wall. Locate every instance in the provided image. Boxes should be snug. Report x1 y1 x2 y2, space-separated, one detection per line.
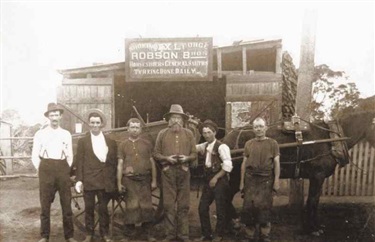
225 74 282 131
57 78 113 133
322 141 375 196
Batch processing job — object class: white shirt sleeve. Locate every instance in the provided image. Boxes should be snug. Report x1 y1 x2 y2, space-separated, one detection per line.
31 131 42 170
196 142 207 155
218 144 233 173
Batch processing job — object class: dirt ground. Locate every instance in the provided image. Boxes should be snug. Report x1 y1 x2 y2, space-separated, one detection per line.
1 176 374 242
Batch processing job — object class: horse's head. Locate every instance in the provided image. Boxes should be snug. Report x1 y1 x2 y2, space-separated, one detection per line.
339 111 375 148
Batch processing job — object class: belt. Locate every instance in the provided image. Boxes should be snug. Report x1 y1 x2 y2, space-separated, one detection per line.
40 156 66 161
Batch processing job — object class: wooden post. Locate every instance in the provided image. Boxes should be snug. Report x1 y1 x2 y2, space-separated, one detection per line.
217 48 222 79
109 73 115 129
0 122 13 175
351 144 358 195
225 102 232 134
368 146 375 195
275 46 282 74
361 142 369 196
289 178 304 209
242 47 247 75
289 9 317 208
295 9 317 122
345 149 352 195
355 142 364 195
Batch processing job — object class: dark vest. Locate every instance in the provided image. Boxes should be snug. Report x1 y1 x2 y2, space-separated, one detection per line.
204 140 224 175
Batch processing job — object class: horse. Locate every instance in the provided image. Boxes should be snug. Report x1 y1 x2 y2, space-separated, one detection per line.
222 111 375 235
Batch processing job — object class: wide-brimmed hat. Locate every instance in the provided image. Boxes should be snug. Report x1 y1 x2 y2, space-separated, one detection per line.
163 104 189 121
86 108 107 127
199 119 218 134
44 103 64 117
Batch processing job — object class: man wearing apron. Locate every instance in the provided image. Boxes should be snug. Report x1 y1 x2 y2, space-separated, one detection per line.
117 118 157 242
240 117 280 242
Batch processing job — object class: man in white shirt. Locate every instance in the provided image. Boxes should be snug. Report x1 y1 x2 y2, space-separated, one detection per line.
74 109 117 242
31 103 77 242
195 120 233 242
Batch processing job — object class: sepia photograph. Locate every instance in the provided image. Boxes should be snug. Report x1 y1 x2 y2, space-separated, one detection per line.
1 1 374 242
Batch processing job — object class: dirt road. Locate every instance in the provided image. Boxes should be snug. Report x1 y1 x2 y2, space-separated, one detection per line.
1 177 374 242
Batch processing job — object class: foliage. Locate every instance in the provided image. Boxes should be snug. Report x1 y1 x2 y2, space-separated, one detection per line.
311 64 360 121
1 109 41 156
1 109 22 127
12 124 41 155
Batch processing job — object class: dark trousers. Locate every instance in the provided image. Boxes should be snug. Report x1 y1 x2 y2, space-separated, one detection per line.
83 189 111 236
161 165 190 240
198 175 230 238
228 170 240 220
39 158 74 240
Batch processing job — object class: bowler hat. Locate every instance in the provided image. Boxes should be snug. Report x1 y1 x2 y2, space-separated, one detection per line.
44 103 64 117
86 108 107 127
163 104 189 121
199 119 218 134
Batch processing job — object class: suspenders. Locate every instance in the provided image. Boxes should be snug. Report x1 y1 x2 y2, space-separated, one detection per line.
40 144 67 160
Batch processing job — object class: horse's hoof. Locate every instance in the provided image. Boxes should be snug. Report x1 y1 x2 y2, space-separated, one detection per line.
311 231 320 236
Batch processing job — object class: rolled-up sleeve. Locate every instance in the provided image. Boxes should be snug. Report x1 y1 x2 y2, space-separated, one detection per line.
196 142 207 155
218 144 233 172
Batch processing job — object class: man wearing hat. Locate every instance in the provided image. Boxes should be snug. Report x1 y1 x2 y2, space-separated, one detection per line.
153 104 197 242
32 103 77 242
117 118 157 242
195 120 233 242
74 109 117 242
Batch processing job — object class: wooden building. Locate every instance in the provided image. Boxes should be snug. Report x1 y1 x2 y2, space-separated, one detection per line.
57 38 282 135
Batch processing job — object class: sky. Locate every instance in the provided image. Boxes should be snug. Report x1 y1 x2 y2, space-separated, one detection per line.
1 1 374 125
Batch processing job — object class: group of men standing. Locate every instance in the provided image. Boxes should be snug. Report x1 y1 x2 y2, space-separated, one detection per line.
32 103 280 242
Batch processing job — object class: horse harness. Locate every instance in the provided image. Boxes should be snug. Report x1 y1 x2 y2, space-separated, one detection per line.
282 116 349 178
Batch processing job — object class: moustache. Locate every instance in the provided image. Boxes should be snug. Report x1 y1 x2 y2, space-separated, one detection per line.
169 122 182 127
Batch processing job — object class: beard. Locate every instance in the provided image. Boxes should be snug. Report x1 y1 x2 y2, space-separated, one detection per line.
169 122 183 132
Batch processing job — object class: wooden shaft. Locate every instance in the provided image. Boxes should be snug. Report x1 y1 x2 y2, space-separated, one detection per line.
230 137 350 155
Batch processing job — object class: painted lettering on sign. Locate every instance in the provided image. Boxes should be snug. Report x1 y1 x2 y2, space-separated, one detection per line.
125 38 213 82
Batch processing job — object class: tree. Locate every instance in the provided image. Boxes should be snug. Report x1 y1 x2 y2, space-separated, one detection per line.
311 64 360 121
1 109 23 127
1 109 41 156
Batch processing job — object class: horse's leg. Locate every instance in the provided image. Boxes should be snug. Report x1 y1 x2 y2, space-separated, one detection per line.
305 174 325 235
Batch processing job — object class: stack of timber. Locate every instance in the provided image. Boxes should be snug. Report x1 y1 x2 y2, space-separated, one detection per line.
281 52 298 119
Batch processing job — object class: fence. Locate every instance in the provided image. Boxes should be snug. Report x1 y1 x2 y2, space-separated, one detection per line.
322 141 375 196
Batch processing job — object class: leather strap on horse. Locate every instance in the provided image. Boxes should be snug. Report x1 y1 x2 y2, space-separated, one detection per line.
299 116 350 167
326 120 350 167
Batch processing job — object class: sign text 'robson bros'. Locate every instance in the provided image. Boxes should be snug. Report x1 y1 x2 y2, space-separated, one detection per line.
125 38 213 82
